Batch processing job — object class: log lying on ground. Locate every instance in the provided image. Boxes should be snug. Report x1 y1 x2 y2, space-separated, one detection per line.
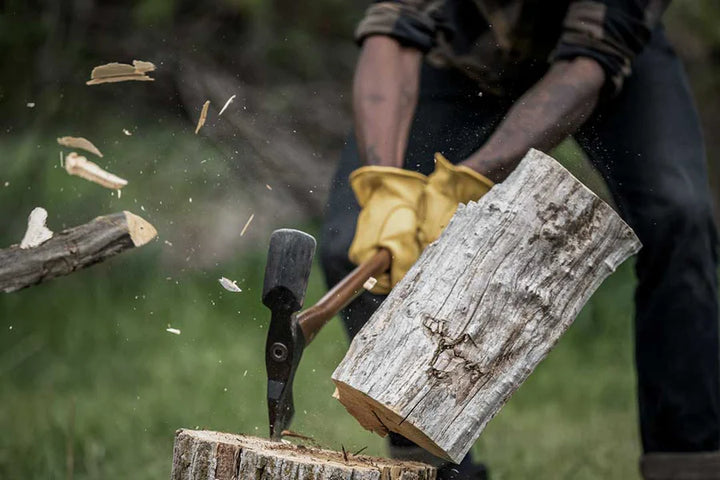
332 149 642 463
0 211 157 293
171 429 435 480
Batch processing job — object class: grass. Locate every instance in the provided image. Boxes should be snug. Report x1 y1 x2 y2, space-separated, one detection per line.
0 244 389 478
0 244 643 479
0 110 674 479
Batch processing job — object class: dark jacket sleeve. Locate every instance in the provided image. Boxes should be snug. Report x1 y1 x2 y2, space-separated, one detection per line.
550 0 671 96
354 1 444 52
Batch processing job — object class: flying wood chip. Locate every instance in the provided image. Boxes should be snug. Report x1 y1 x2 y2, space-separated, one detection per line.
363 277 378 291
240 213 254 236
64 152 128 190
20 207 54 249
86 60 156 85
218 277 242 293
218 94 236 116
57 136 103 157
195 100 210 134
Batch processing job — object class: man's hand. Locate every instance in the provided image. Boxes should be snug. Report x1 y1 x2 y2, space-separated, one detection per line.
348 166 427 294
417 153 494 248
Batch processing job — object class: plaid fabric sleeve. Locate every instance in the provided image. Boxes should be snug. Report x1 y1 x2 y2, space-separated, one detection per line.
550 0 671 96
354 1 443 52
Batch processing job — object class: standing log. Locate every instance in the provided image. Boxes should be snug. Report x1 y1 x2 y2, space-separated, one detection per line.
171 429 435 480
332 149 642 463
0 211 157 293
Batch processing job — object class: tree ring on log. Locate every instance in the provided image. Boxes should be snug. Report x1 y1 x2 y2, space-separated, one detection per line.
124 211 157 246
334 381 448 461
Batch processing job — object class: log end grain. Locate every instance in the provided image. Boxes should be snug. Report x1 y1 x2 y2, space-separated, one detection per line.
171 429 436 480
334 380 451 462
124 211 157 246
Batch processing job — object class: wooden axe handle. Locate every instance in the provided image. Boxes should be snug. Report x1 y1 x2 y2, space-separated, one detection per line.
297 248 391 345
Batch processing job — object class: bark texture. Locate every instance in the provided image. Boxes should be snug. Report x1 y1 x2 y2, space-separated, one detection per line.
171 429 436 480
332 149 642 463
0 211 156 293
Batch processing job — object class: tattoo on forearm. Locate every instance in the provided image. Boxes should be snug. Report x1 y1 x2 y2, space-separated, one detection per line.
399 87 413 109
364 145 382 166
365 93 386 104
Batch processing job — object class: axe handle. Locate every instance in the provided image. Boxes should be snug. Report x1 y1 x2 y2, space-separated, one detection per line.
297 248 391 345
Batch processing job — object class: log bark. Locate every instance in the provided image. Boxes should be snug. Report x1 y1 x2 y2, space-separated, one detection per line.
0 211 157 293
171 429 435 480
331 149 642 463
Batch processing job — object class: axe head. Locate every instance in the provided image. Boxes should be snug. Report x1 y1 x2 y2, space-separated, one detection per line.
262 229 316 440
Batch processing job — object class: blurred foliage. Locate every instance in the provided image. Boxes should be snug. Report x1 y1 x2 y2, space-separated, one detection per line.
0 1 719 478
0 215 644 478
0 1 716 216
134 0 178 24
0 109 260 268
665 0 720 217
670 0 720 47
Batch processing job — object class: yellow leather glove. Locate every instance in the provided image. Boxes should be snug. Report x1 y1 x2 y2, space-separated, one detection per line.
348 166 427 294
418 153 494 248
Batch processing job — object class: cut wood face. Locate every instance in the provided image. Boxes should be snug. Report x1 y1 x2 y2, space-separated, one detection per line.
171 429 436 480
124 212 157 247
333 382 449 460
332 149 642 463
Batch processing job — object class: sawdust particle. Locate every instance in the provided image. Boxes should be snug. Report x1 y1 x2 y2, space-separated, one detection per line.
218 94 236 116
240 213 254 236
363 277 378 290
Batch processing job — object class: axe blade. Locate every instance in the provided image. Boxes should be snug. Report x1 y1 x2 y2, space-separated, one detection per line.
262 229 315 440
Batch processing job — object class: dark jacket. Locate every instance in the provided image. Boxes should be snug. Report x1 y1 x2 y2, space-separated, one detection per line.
355 0 670 97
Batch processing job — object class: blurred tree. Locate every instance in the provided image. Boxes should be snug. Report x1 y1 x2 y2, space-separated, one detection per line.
666 0 720 222
0 0 717 221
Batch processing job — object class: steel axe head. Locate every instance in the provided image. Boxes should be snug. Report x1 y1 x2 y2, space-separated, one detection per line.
262 229 316 440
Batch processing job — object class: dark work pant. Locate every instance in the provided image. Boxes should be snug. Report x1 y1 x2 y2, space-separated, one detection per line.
320 26 720 455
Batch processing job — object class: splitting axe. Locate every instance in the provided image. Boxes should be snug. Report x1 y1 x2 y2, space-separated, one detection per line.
261 228 390 440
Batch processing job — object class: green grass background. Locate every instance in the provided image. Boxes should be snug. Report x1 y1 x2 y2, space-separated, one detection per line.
0 246 641 479
0 115 705 479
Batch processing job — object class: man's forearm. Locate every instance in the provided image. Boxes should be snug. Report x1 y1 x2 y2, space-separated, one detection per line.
353 36 422 167
463 57 606 182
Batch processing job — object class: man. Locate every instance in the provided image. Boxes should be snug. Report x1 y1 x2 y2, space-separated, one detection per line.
321 1 720 479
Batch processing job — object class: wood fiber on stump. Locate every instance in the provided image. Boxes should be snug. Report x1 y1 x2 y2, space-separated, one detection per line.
171 429 436 479
332 149 642 463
